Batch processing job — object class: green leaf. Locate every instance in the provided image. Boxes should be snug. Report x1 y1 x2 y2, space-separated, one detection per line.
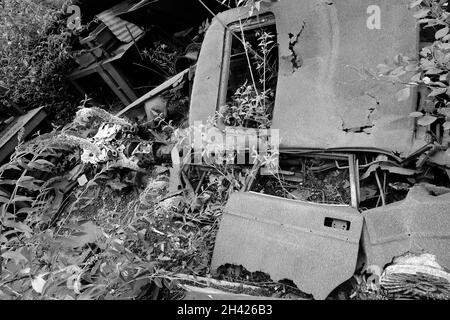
429 87 448 97
409 112 424 118
405 63 419 72
420 57 434 67
153 278 163 288
1 250 28 264
28 161 53 172
0 164 20 172
0 179 17 185
443 121 450 130
418 18 434 25
413 8 430 19
16 207 37 215
255 1 261 11
377 63 392 74
33 159 54 167
438 107 450 118
31 275 46 294
417 115 437 126
411 72 422 82
10 196 34 203
436 26 449 39
396 87 411 101
409 0 422 9
425 68 443 75
163 278 172 289
434 82 447 88
18 179 43 191
12 222 33 236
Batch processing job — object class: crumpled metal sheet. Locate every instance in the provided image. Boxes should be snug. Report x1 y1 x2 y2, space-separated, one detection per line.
362 184 450 270
211 192 363 300
189 0 424 156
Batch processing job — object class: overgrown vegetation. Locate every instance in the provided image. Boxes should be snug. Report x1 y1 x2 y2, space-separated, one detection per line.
0 0 79 124
0 102 275 299
3 0 448 301
376 0 450 143
219 29 277 129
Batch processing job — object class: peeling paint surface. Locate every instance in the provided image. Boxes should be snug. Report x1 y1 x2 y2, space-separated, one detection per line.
189 0 424 156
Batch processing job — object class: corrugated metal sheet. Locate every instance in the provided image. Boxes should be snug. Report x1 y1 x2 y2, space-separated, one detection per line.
211 192 363 300
96 0 144 43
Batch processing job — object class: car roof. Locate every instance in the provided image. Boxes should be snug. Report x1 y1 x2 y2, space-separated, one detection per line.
189 0 425 157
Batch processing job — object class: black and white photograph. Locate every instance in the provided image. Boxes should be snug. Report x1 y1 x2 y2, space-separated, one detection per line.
0 0 449 309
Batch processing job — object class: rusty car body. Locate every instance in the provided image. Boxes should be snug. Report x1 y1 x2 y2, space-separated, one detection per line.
118 0 450 299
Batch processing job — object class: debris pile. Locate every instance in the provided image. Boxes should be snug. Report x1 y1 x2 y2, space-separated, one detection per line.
251 157 352 205
380 253 450 300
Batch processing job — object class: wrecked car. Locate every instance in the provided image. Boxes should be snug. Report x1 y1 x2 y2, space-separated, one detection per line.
118 0 450 299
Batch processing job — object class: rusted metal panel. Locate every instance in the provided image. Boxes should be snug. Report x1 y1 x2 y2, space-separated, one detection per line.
362 184 450 270
188 15 227 124
211 192 363 300
96 0 144 44
272 0 420 156
189 0 423 156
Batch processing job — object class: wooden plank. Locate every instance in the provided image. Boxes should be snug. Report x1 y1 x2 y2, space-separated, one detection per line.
96 65 131 105
102 63 138 102
0 107 47 163
67 62 98 80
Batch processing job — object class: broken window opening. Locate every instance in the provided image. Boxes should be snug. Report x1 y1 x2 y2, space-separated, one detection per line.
219 14 279 129
251 156 353 205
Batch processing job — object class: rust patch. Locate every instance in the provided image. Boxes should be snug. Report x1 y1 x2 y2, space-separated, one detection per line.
288 22 306 72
